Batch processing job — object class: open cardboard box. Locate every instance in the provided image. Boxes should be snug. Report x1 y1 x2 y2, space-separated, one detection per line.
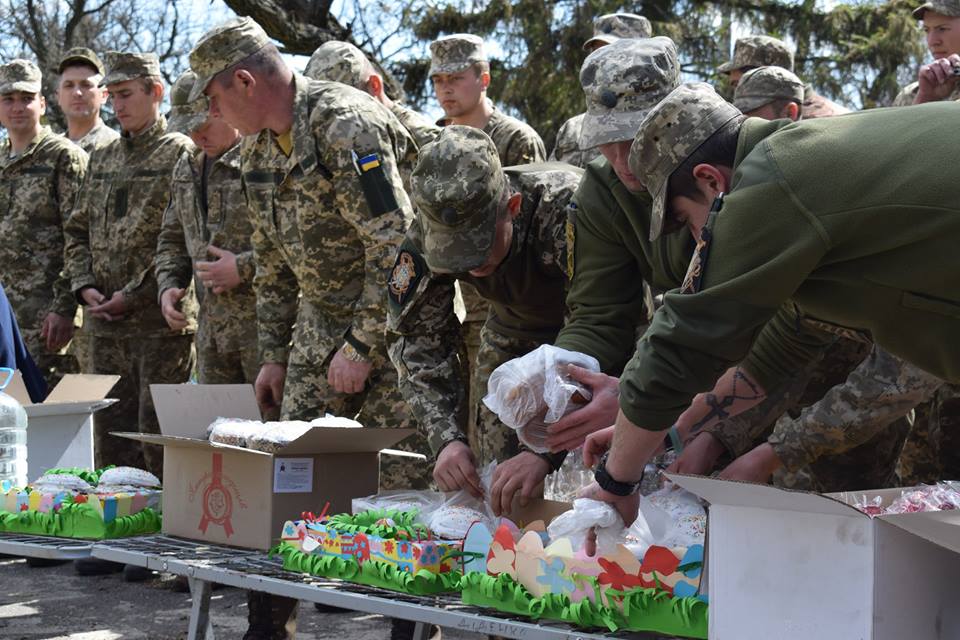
6 371 118 479
114 384 413 550
668 474 960 640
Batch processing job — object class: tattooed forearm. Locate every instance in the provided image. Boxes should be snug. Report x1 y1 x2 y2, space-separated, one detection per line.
679 366 768 438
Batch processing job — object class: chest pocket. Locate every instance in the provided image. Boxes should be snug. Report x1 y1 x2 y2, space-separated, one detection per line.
3 168 56 226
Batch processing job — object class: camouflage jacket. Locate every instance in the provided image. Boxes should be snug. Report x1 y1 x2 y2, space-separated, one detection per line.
387 163 582 455
155 141 257 353
549 113 601 168
439 101 546 167
892 80 960 107
73 120 119 155
64 115 196 337
390 102 440 150
243 74 413 366
0 127 86 331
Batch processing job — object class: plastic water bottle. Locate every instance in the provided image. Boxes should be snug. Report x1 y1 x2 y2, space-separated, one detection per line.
0 368 28 489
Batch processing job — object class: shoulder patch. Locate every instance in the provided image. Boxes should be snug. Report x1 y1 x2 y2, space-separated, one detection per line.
353 149 400 216
388 247 426 309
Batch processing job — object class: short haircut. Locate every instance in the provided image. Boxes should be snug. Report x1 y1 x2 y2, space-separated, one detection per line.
472 61 490 76
214 44 284 88
665 116 745 228
139 75 164 94
766 97 803 118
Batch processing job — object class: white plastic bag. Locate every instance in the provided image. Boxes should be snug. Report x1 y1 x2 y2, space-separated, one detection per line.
638 484 707 549
428 461 498 539
483 345 600 452
98 466 161 489
546 498 626 555
351 490 446 525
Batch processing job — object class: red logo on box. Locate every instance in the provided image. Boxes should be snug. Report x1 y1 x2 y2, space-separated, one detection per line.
196 453 236 537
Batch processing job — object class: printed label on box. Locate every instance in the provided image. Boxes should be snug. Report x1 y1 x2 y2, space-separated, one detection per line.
274 458 313 493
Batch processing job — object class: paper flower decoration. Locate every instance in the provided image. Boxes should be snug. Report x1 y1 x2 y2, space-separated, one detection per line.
536 558 575 594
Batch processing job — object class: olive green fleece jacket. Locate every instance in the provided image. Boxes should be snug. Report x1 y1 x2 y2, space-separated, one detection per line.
621 104 960 429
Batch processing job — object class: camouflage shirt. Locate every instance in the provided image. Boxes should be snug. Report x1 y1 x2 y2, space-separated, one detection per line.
389 102 440 149
0 127 86 331
73 120 120 155
244 74 413 365
892 80 960 107
439 100 546 167
155 140 257 353
64 115 196 337
549 113 601 168
387 163 582 455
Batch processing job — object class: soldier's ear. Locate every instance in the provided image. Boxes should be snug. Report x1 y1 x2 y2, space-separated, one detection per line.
366 74 383 98
785 101 800 121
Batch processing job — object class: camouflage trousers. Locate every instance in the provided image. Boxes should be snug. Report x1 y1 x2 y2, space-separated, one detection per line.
21 328 79 392
282 347 432 491
197 342 260 385
473 326 547 467
456 281 487 454
899 383 960 485
88 334 194 479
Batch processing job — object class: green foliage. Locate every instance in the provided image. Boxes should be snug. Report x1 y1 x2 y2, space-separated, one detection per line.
395 0 927 149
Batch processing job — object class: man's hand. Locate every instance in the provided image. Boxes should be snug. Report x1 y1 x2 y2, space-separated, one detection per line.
196 246 241 294
666 432 727 475
579 480 640 527
434 440 483 498
80 287 106 308
87 291 128 321
327 348 372 394
582 425 615 468
916 54 960 104
489 451 550 516
160 288 189 331
718 442 782 484
255 362 287 414
40 312 74 352
545 366 620 452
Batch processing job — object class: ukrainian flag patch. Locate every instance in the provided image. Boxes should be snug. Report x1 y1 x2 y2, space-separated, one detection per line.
359 154 381 172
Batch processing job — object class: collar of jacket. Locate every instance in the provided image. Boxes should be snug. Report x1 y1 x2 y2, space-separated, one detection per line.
120 114 167 150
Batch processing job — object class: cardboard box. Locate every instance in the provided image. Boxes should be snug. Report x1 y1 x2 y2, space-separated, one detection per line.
6 372 118 480
669 474 960 640
115 384 413 550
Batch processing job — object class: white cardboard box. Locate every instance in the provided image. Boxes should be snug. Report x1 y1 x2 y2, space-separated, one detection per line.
6 372 118 480
669 474 960 640
115 384 414 550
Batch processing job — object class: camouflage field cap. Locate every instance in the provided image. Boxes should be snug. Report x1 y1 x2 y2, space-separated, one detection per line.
913 0 960 18
411 125 507 273
168 71 209 134
583 13 654 51
429 34 487 76
304 41 371 89
717 35 794 74
58 47 105 75
188 17 271 101
100 51 161 87
579 36 680 150
733 66 805 112
629 83 742 241
0 59 42 95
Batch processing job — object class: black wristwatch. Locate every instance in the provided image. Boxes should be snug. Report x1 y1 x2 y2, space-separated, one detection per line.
594 451 641 496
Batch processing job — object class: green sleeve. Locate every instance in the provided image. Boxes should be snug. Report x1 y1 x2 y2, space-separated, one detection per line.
52 145 86 317
154 200 192 299
619 180 829 430
553 190 649 375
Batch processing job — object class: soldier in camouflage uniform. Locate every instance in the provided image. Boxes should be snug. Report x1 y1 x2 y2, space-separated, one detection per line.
429 32 547 454
0 59 85 390
189 17 431 490
63 52 196 478
387 126 581 514
304 40 439 150
717 35 850 117
155 71 260 389
56 48 119 153
893 0 960 106
732 66 805 120
550 13 653 168
56 48 118 377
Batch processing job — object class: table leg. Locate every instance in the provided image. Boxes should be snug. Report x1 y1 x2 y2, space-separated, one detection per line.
412 621 431 640
187 576 215 640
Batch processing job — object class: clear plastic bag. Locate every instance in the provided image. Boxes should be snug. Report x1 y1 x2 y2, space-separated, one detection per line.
544 449 595 502
638 484 707 549
207 417 264 448
483 345 599 452
546 498 625 554
428 461 498 539
248 421 314 453
98 466 161 489
351 490 446 525
32 473 93 493
885 483 960 515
